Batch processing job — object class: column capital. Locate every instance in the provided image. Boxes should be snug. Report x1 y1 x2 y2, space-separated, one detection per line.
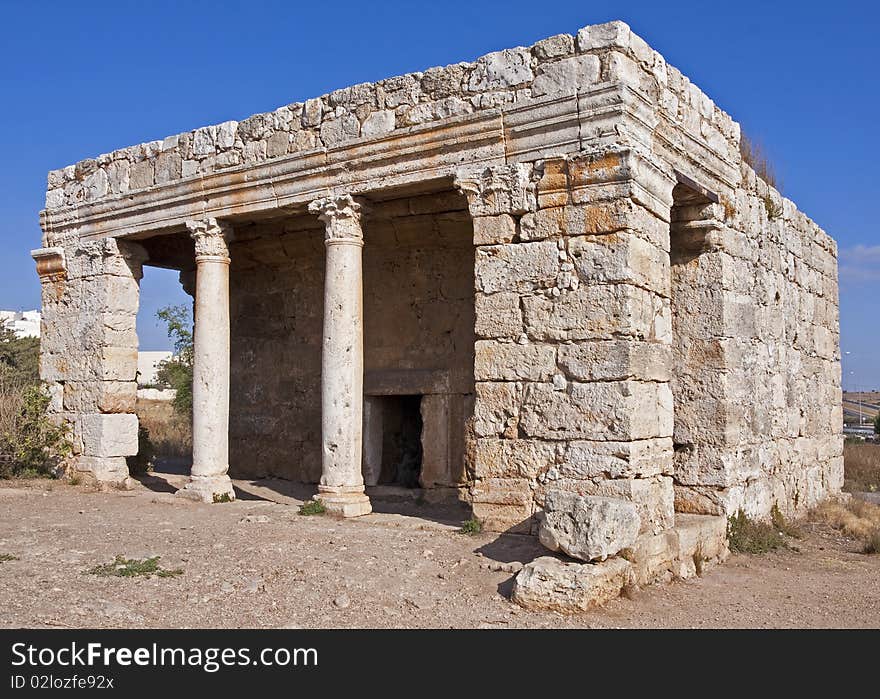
186 218 233 261
453 163 537 217
31 247 67 281
309 194 369 244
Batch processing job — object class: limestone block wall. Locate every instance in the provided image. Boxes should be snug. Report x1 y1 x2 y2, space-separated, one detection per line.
462 155 677 534
574 23 844 519
228 223 325 482
670 167 842 518
37 19 841 524
36 238 145 483
227 194 475 484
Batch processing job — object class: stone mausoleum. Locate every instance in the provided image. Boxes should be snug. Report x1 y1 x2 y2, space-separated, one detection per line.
33 21 842 602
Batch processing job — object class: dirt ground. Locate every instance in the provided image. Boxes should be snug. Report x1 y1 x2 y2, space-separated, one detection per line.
0 475 878 629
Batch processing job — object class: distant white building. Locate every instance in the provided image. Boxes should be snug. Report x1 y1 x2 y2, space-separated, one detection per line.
0 310 41 338
137 350 173 386
2 310 172 386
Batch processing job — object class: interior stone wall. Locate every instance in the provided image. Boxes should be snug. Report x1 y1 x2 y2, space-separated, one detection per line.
228 191 475 484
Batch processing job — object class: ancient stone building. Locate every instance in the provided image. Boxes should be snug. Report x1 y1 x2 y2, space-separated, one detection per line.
34 21 842 591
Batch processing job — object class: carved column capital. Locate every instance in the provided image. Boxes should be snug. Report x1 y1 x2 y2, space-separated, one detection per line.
31 247 67 282
453 163 537 217
309 194 369 245
186 218 233 262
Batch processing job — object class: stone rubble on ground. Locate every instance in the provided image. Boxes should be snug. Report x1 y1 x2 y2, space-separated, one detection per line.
538 489 641 562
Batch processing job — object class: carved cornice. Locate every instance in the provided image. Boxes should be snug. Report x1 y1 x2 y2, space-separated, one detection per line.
186 218 233 262
38 83 741 243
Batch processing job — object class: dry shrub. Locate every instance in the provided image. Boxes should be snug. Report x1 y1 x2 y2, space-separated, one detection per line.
740 133 779 190
843 442 880 493
811 498 880 553
136 398 191 458
0 381 25 439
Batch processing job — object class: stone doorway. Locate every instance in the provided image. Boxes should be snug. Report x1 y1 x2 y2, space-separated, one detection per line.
363 395 423 488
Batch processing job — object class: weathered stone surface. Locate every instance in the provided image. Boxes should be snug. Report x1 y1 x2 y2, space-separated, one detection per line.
473 382 520 438
474 292 522 339
522 285 670 342
467 47 534 92
582 476 675 534
63 381 137 413
560 437 673 479
73 456 130 486
475 241 559 294
624 513 728 585
470 477 534 533
455 163 537 218
538 490 641 561
568 232 670 296
474 340 555 381
531 33 574 61
511 555 631 612
473 438 558 479
531 54 600 97
557 340 669 382
80 413 138 457
360 110 396 138
520 380 673 441
472 214 516 245
35 20 841 538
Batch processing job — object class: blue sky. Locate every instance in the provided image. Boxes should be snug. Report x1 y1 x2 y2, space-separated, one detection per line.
0 0 876 388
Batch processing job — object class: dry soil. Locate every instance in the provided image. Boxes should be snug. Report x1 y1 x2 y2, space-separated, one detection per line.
0 475 877 629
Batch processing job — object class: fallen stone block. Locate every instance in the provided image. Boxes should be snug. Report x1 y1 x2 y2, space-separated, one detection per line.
538 490 640 561
511 555 632 612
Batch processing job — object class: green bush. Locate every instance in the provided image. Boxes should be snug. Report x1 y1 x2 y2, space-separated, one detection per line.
0 383 71 479
86 555 183 578
727 509 789 554
770 503 802 539
459 517 482 535
0 322 39 386
155 305 194 418
299 499 326 515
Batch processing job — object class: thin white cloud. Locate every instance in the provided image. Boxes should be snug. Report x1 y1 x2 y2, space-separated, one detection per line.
839 244 880 282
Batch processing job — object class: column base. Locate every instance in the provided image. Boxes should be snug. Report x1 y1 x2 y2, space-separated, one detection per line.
317 485 372 518
175 474 236 503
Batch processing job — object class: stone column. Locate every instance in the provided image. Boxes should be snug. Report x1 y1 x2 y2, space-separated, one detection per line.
176 218 236 503
308 195 371 517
